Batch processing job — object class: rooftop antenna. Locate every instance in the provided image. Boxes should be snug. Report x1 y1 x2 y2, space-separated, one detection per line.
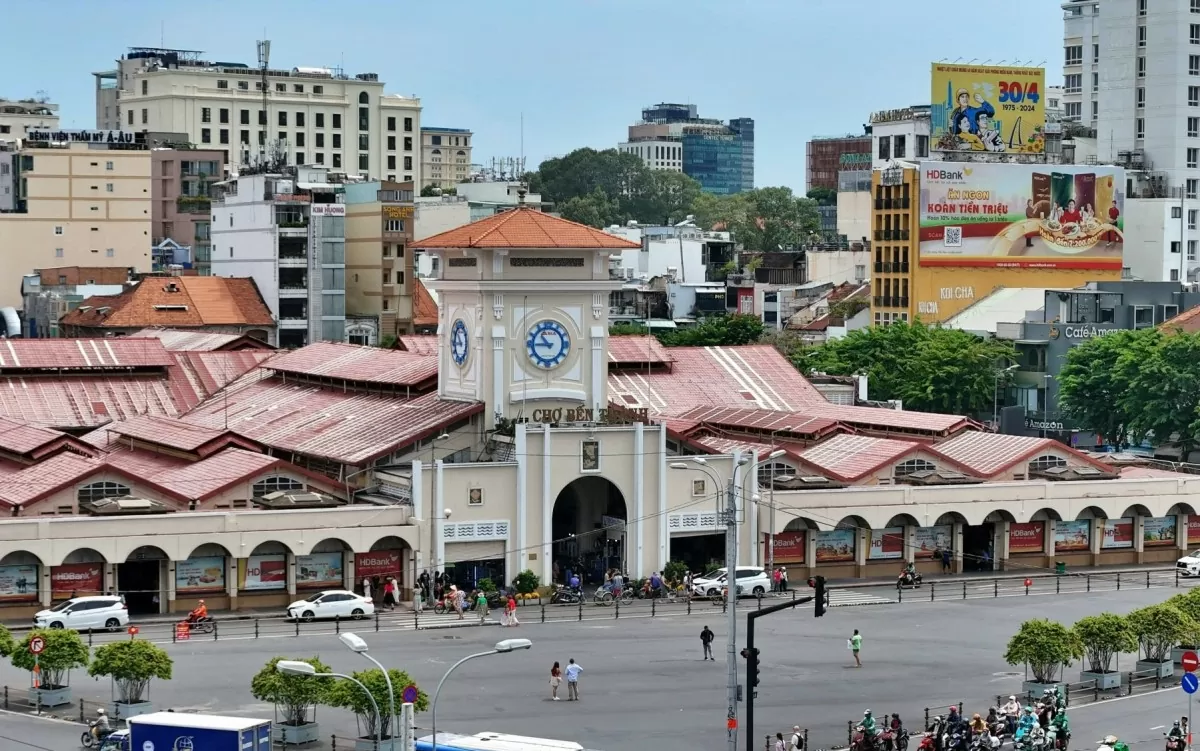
160 21 165 49
520 112 524 171
257 39 271 169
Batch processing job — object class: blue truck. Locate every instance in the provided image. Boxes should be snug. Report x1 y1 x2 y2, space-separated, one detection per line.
124 712 272 751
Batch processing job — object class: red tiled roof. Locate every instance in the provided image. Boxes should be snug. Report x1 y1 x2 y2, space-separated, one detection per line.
608 336 674 366
0 416 74 456
935 432 1113 477
1162 306 1200 334
266 342 438 387
101 444 191 477
182 379 483 465
802 403 973 435
154 448 280 499
126 329 275 351
608 345 826 415
671 406 842 438
104 415 237 453
413 279 438 328
396 335 439 356
414 205 641 249
60 277 274 329
689 434 781 460
0 453 103 507
796 434 924 482
0 339 175 370
1119 466 1196 480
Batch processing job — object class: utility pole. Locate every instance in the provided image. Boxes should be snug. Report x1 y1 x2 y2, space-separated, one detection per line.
743 595 815 751
724 475 739 751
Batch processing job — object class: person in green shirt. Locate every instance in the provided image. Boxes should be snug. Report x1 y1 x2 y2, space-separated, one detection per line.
850 629 863 667
476 590 489 624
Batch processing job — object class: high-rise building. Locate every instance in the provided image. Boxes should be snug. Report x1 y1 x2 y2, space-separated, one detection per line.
0 98 59 145
806 132 872 192
151 148 226 275
344 180 416 340
617 102 754 194
420 127 472 191
93 47 421 182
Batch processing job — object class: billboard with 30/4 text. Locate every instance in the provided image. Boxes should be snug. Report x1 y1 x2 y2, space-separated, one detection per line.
930 63 1046 154
919 162 1125 270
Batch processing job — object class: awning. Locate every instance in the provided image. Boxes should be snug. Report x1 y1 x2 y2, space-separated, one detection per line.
1015 339 1049 345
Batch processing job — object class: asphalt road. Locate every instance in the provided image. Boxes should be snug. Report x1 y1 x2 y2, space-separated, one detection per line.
0 585 1193 751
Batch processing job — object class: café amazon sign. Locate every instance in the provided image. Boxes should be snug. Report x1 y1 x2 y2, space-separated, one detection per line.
27 130 137 145
1047 325 1128 342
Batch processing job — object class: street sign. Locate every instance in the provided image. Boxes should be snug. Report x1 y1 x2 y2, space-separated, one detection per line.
174 622 190 641
28 636 45 655
1182 673 1199 694
1024 578 1033 588
1184 651 1199 672
401 685 419 704
127 626 139 638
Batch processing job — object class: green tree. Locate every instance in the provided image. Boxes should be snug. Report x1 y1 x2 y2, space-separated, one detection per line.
532 148 648 220
662 314 765 347
690 188 820 251
806 187 837 206
1128 603 1194 662
511 569 540 595
662 560 688 585
1003 618 1080 683
326 668 428 741
559 188 617 228
88 639 173 704
10 629 89 690
1057 329 1143 447
0 624 12 657
250 656 333 728
1072 613 1136 674
633 171 703 225
609 322 650 337
1121 330 1200 455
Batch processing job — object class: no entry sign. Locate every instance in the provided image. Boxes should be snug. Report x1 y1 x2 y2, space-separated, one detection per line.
1183 651 1199 673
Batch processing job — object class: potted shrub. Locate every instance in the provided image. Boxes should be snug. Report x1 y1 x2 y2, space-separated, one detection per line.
1128 603 1194 678
1073 613 1136 690
326 667 428 751
1004 618 1080 693
9 629 89 707
511 570 539 601
251 656 331 745
1167 589 1200 663
88 638 172 719
0 624 13 657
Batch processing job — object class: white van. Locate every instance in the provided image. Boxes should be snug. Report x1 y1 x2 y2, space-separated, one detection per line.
33 595 128 631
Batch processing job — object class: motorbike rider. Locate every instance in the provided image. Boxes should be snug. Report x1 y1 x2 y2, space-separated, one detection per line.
890 714 904 734
187 599 207 623
91 708 111 740
1050 712 1070 750
969 714 987 739
1000 695 1021 733
1015 707 1037 743
1167 721 1185 750
901 561 918 584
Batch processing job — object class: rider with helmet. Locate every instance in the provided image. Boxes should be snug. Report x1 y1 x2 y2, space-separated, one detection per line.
188 599 208 622
91 708 111 740
1015 707 1037 742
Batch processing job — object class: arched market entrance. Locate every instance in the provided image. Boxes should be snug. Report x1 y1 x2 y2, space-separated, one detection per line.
119 545 168 615
552 476 627 585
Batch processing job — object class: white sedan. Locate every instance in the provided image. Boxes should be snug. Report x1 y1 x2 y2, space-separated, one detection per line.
287 590 375 622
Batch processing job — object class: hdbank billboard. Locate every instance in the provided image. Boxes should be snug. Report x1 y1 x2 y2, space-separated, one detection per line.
919 162 1125 270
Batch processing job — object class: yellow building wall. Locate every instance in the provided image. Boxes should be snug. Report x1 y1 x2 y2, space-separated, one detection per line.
345 203 383 318
910 266 1123 322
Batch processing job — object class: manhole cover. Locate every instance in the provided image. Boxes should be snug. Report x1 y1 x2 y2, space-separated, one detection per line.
992 671 1022 677
440 635 462 640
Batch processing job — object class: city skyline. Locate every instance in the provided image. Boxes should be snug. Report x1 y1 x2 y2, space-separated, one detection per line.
0 0 1063 191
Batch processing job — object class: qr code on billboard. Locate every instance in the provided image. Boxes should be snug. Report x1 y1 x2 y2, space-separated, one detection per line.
943 226 963 247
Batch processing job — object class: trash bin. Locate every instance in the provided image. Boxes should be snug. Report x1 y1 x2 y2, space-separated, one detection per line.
1055 561 1066 575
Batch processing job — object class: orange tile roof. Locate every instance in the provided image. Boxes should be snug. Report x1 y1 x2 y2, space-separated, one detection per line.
1162 305 1200 334
60 277 274 329
413 279 438 328
414 205 640 250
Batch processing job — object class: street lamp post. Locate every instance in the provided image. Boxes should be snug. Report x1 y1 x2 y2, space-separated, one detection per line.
278 660 382 751
339 633 395 744
431 639 532 751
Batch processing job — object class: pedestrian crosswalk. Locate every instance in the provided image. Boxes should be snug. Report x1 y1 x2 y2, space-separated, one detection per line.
827 588 897 607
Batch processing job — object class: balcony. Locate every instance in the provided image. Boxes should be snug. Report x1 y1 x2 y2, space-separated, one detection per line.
873 230 884 241
900 230 910 241
898 197 910 209
899 262 909 273
276 211 309 231
881 262 893 273
278 318 309 329
874 262 883 273
873 296 882 306
898 296 909 307
176 196 211 215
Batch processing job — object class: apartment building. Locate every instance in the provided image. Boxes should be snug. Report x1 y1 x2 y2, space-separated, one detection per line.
151 149 225 274
0 132 152 309
618 103 754 193
94 47 421 182
210 166 345 348
420 127 472 190
0 98 59 145
344 180 415 340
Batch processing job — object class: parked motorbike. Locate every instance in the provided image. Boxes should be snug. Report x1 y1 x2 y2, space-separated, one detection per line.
897 571 923 588
550 585 583 605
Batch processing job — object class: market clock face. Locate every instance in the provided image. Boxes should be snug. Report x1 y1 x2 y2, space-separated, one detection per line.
450 319 469 366
525 319 571 369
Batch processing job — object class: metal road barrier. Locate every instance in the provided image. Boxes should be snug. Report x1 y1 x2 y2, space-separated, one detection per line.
995 665 1175 709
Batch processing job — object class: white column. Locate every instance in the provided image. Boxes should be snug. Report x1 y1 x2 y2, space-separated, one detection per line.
541 423 552 583
805 530 817 576
344 556 355 592
1178 515 1189 555
491 326 506 424
226 557 238 611
590 326 605 414
435 460 446 575
904 526 916 564
1090 517 1103 556
748 458 760 566
657 426 668 575
953 523 964 573
412 459 424 572
1044 520 1056 560
732 451 743 567
999 521 1011 571
286 552 297 597
166 560 176 610
516 423 531 579
634 422 645 576
40 568 51 608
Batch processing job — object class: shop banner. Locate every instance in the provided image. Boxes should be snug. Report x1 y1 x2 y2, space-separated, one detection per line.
868 527 904 560
763 531 805 564
1009 522 1045 554
51 563 102 597
1054 520 1091 552
0 564 38 602
1190 516 1200 545
930 63 1047 154
354 551 402 579
914 526 953 558
814 529 856 563
238 554 286 591
1144 516 1177 547
1102 518 1134 549
296 552 344 589
175 556 226 594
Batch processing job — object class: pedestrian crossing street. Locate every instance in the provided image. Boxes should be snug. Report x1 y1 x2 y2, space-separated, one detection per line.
827 588 897 607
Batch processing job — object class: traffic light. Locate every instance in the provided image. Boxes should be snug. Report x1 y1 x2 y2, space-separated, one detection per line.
740 646 760 687
810 575 827 617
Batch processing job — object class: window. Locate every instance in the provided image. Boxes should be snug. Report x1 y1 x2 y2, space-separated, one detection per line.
275 82 285 92
105 183 113 192
201 128 211 143
359 108 369 130
1190 148 1199 168
315 152 324 164
333 134 341 148
54 226 63 235
1173 269 1181 282
1191 55 1200 76
1064 102 1082 120
238 80 249 90
1194 0 1200 12
431 135 442 146
77 481 131 503
295 152 305 165
385 219 403 232
127 109 134 126
387 116 396 131
1137 87 1145 108
1091 101 1099 120
259 110 267 125
1176 240 1186 255
382 270 391 284
404 174 411 182
878 136 891 159
359 154 369 171
1192 87 1200 107
1190 179 1199 199
220 108 229 124
358 133 369 150
278 111 287 126
140 79 148 95
915 135 929 158
240 130 250 145
252 476 304 498
1029 455 1067 473
1065 45 1083 65
296 132 305 147
296 112 305 127
404 155 413 170
315 133 324 148
201 107 211 123
894 135 906 158
217 79 228 89
894 458 936 478
240 109 250 125
314 85 323 94
404 117 413 132
332 113 342 129
1193 24 1200 44
105 248 114 257
387 135 396 150
278 131 287 143
141 109 147 124
402 136 412 151
1190 117 1199 137
1189 209 1196 229
1174 206 1184 219
1136 117 1145 139
1190 240 1197 260
333 153 341 168
388 155 396 169
1093 43 1100 61
55 248 63 257
220 129 229 144
1092 72 1099 91
1065 73 1082 93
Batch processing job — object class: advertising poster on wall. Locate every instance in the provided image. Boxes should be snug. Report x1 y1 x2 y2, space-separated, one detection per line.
1144 516 1177 547
51 563 103 598
814 529 856 563
1054 520 1091 552
868 528 904 560
1102 518 1134 549
930 63 1047 154
238 554 286 591
763 531 805 565
1008 522 1045 554
354 551 402 579
914 526 952 558
296 553 344 589
0 564 38 602
1190 516 1200 545
919 162 1125 270
175 556 226 594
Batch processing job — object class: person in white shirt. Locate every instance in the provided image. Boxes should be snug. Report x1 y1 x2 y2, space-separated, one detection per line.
565 658 583 701
790 726 804 751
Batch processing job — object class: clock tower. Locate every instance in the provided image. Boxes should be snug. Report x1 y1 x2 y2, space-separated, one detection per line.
415 199 640 428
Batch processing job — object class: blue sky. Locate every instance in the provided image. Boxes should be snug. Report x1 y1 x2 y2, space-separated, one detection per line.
0 0 1064 191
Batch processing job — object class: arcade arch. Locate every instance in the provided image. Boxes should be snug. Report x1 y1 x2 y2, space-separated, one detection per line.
551 476 628 585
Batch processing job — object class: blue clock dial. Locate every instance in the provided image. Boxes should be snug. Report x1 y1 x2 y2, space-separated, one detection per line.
450 319 469 366
525 319 571 370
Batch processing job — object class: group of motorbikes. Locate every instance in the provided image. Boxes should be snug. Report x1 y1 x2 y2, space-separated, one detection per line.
850 689 1074 751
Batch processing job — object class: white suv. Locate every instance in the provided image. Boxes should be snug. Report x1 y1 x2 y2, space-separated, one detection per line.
691 567 772 598
33 596 128 631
